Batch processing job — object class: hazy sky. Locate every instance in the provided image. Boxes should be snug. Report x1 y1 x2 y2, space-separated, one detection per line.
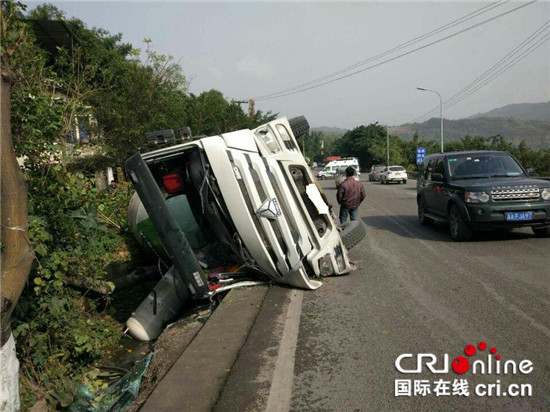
41 1 549 128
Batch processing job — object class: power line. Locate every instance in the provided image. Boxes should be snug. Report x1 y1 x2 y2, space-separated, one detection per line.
412 20 550 121
252 0 510 100
253 0 537 101
444 34 549 112
409 20 549 123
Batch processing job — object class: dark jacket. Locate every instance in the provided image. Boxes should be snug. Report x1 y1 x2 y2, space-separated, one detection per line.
337 177 366 209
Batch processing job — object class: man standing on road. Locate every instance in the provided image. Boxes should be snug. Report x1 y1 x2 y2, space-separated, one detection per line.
336 166 365 224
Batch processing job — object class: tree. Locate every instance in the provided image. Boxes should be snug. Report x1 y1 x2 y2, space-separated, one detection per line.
333 123 387 168
298 131 323 163
1 3 35 409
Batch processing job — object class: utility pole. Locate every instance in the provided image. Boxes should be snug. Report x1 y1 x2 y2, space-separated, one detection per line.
248 99 256 122
386 124 390 166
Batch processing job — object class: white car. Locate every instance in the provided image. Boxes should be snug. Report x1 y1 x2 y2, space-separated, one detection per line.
380 165 407 184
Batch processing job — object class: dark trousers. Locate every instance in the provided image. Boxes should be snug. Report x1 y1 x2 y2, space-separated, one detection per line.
339 206 357 224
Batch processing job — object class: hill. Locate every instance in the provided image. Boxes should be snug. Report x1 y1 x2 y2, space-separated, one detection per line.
311 126 348 136
470 102 550 122
394 116 550 149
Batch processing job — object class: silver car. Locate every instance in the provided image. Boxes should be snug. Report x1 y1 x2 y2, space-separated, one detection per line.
368 164 386 181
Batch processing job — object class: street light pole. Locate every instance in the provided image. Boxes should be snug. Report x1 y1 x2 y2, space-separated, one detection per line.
417 87 444 153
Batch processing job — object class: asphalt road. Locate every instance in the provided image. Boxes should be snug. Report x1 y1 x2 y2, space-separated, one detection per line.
286 177 550 411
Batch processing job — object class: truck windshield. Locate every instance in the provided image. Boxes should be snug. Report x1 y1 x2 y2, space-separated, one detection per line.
447 154 525 179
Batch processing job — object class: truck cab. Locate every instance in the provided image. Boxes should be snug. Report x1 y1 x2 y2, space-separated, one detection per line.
125 117 354 299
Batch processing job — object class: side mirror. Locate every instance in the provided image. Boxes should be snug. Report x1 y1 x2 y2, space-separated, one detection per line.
526 168 535 177
431 173 444 182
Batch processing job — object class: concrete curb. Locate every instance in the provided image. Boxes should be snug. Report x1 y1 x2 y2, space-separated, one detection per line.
141 285 270 412
214 286 294 412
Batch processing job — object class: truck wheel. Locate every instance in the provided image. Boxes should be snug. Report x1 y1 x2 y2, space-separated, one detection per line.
288 116 310 138
418 197 433 226
339 221 366 250
532 226 550 238
449 204 472 241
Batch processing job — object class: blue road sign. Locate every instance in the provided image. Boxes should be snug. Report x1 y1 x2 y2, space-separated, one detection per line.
416 147 427 164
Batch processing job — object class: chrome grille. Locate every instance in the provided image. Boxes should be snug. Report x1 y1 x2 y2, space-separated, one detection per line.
491 187 540 202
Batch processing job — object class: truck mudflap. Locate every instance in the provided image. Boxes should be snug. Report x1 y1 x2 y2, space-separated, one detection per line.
125 152 209 299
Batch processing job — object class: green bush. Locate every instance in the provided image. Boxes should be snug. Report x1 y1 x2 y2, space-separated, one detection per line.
12 169 133 409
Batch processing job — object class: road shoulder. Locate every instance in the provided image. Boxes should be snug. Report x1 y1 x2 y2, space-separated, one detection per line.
214 286 300 412
141 285 269 412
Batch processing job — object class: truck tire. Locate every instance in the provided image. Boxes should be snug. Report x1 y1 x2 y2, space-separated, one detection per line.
288 116 310 138
339 220 366 250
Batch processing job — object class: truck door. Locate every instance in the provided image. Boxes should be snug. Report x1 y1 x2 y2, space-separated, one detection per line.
125 152 209 299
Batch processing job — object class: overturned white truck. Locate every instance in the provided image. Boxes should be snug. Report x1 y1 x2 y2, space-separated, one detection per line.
125 116 363 305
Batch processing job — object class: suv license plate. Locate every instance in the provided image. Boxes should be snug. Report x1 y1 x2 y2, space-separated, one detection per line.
506 212 532 221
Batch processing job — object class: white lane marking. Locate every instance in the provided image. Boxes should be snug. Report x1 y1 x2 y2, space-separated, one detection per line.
265 289 303 412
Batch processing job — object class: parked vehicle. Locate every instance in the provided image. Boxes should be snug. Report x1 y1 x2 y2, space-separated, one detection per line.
317 158 360 180
368 164 386 182
335 166 360 189
380 166 407 184
416 150 550 241
125 116 363 300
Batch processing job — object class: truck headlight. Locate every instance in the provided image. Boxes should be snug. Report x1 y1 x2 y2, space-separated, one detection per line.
465 191 490 203
334 245 346 272
542 188 550 201
255 129 281 154
319 254 333 277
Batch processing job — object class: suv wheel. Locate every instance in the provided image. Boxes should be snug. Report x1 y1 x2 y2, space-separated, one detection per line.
532 226 550 238
449 204 472 241
418 197 433 226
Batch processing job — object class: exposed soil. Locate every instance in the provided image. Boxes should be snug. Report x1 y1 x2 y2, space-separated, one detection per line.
128 311 210 411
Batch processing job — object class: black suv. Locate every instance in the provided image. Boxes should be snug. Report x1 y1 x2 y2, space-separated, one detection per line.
416 151 550 241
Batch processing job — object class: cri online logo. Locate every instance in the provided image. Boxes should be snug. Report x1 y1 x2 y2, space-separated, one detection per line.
395 342 533 375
